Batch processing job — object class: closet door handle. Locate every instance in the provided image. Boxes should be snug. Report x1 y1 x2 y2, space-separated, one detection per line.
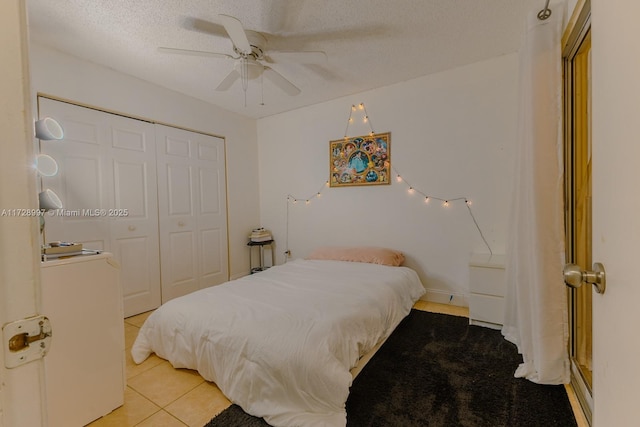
178 221 185 227
128 225 136 231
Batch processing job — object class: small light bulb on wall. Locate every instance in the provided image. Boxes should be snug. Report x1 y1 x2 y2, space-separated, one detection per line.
305 200 310 205
396 175 402 182
317 192 321 197
424 197 430 204
443 200 450 207
408 187 414 194
352 105 357 111
363 116 368 123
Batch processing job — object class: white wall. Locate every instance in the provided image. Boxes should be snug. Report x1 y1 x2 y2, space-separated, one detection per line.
257 53 518 304
28 44 260 280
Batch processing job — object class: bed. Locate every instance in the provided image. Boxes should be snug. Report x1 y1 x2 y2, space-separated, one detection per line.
131 250 425 426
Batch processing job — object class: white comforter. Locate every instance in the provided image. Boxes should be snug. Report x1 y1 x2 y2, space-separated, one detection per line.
131 259 425 426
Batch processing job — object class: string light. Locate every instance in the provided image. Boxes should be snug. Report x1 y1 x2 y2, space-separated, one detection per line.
284 102 493 256
345 102 375 137
285 169 492 255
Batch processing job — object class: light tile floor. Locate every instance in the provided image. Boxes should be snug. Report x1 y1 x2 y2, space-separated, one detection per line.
89 301 587 427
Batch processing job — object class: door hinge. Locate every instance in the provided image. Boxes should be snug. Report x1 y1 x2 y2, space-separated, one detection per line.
2 315 52 368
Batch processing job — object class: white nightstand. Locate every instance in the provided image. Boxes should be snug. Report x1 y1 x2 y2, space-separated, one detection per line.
469 253 506 330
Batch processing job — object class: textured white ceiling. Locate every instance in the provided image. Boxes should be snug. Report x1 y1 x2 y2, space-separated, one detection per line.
26 0 545 119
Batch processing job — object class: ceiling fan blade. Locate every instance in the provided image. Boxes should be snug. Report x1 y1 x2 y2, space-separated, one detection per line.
158 47 235 60
263 67 301 96
215 69 240 91
182 17 226 37
217 14 251 55
267 51 327 65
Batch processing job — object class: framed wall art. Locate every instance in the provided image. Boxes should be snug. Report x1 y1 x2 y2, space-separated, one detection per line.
329 132 391 187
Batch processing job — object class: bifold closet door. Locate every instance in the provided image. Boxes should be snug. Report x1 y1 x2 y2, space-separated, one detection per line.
39 98 162 317
155 124 228 303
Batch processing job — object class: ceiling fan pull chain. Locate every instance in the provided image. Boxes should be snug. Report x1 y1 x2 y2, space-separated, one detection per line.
241 57 249 107
241 57 249 92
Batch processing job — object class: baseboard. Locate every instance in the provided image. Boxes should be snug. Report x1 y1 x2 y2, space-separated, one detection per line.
421 289 468 307
229 272 249 281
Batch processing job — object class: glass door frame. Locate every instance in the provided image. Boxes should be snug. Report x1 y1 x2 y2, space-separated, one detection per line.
562 0 592 424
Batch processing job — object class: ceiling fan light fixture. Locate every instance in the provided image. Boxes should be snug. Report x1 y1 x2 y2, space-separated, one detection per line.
235 57 263 80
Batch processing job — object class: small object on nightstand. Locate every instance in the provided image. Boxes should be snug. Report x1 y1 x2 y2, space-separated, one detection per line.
250 227 272 242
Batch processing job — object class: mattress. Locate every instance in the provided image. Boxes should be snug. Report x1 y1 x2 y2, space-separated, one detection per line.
131 258 425 426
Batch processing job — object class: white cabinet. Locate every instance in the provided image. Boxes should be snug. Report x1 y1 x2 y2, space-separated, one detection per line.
469 253 506 329
41 253 124 427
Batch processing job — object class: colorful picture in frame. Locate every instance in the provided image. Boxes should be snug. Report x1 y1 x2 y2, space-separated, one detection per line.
329 132 391 187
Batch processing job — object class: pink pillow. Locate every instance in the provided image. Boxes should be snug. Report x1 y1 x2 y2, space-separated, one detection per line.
307 246 405 266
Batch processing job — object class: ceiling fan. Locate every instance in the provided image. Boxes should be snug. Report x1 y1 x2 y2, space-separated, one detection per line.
159 14 327 97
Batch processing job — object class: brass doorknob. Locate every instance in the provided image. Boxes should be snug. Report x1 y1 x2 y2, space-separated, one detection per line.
563 263 606 294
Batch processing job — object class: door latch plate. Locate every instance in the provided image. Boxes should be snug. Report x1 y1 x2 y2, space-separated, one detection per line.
3 315 52 368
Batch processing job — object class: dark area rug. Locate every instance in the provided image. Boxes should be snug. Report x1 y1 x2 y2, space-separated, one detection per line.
205 310 577 427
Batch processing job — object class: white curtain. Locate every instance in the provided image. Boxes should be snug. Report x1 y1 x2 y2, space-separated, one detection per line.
501 2 569 385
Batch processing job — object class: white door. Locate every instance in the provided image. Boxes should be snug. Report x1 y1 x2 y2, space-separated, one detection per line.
0 1 46 424
156 124 228 302
108 114 162 316
39 98 162 317
39 98 111 249
591 1 640 425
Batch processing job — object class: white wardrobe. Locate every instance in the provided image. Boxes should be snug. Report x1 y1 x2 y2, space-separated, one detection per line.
39 97 229 317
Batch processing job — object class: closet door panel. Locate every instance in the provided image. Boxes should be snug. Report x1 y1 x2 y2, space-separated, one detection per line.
109 115 161 316
156 125 228 303
198 164 227 286
157 131 198 302
200 228 223 286
115 236 154 298
192 135 227 289
167 164 193 215
199 167 220 214
164 230 198 299
39 98 161 317
39 98 228 315
39 98 110 250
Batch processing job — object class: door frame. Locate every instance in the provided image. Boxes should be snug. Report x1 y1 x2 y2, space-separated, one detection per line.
0 1 47 425
562 0 592 423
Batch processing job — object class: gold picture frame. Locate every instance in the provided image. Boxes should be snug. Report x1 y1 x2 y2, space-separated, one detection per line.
329 132 391 187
